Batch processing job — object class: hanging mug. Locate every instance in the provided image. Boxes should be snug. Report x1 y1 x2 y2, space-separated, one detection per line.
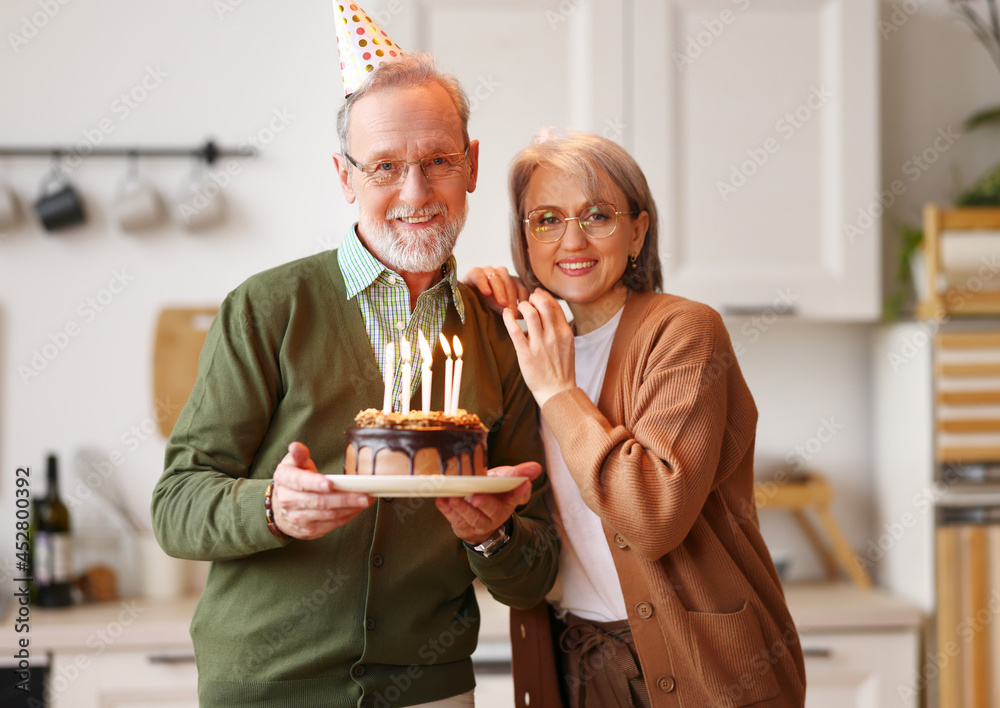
113 155 165 233
173 159 226 232
35 168 86 232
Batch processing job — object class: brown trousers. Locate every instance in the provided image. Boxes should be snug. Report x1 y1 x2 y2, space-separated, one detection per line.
552 611 652 708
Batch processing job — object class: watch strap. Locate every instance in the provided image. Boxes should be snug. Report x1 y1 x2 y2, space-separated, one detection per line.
468 516 514 557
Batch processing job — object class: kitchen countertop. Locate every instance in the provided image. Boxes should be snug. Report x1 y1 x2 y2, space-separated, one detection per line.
2 593 199 653
0 581 923 657
781 582 923 631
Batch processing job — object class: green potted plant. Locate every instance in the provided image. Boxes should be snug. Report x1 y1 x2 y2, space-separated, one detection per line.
953 0 1000 205
885 224 926 320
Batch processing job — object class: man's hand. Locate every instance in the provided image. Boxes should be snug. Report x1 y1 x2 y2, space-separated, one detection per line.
435 461 541 546
271 442 372 540
463 266 529 317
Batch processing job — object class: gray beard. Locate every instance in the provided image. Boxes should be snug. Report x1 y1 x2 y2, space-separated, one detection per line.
360 206 466 274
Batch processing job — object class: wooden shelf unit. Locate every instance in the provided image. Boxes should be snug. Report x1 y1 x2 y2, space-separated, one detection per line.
935 331 1000 465
917 203 1000 319
932 327 1000 707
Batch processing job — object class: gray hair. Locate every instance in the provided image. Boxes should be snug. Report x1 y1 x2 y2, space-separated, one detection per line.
336 52 471 155
509 131 663 293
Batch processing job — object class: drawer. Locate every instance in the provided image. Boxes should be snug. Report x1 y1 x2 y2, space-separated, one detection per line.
801 628 919 708
49 649 198 708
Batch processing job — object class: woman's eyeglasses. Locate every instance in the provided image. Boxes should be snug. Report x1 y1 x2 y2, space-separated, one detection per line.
524 203 634 243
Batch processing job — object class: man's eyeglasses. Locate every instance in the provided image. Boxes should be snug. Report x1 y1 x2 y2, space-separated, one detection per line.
343 146 470 186
524 204 634 243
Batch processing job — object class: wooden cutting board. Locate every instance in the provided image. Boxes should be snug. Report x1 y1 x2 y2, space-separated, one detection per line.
153 307 219 437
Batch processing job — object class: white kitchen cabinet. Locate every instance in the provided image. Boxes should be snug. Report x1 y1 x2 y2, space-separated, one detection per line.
377 0 881 320
630 0 881 320
801 630 918 708
49 650 197 708
0 596 201 708
786 584 923 708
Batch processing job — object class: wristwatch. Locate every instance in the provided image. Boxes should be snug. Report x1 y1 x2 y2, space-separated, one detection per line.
469 517 513 558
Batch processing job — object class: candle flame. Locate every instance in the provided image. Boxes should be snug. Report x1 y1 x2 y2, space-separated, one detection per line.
418 330 433 365
438 332 452 357
400 336 411 362
452 336 463 358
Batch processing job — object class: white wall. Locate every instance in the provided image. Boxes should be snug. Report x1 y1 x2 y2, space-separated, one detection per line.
1 0 998 591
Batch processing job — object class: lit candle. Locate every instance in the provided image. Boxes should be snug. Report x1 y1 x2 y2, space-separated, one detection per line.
451 336 463 415
400 336 411 415
382 342 394 413
418 330 433 412
439 333 453 415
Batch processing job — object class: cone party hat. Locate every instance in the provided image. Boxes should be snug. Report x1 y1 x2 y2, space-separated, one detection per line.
333 2 404 96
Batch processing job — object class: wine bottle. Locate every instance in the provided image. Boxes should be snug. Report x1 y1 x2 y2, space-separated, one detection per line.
31 454 73 607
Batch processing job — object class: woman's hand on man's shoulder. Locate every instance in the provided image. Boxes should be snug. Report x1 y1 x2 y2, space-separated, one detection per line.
462 266 528 317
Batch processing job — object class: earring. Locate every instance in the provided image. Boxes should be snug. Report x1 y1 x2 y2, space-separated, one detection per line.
629 254 638 270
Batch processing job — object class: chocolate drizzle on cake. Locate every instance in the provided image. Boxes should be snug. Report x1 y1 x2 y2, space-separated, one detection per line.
346 427 486 475
345 408 488 476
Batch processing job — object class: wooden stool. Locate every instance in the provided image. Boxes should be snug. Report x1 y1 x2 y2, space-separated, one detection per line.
754 473 872 589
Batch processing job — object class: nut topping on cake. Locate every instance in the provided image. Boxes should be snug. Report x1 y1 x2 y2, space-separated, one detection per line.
353 408 487 431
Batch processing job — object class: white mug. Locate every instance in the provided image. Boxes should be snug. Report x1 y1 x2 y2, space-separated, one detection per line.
0 179 20 231
173 166 227 232
114 174 165 233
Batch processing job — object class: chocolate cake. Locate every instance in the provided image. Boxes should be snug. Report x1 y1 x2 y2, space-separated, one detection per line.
344 409 488 476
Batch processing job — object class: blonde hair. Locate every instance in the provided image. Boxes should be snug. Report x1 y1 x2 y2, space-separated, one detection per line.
509 131 662 293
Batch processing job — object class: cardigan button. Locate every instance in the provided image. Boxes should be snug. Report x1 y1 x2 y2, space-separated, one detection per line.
372 554 384 567
352 664 366 677
635 602 653 619
613 533 628 549
365 617 376 631
657 675 676 693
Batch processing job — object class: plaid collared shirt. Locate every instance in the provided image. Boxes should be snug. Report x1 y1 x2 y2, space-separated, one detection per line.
337 225 466 410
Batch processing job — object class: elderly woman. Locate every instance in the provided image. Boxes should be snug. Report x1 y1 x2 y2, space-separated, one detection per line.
469 132 805 708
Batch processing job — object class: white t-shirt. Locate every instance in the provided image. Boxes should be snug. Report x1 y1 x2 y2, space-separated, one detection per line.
542 306 628 622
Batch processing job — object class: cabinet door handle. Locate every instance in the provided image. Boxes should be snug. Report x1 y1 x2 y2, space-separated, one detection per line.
720 304 797 317
801 647 833 659
147 654 197 664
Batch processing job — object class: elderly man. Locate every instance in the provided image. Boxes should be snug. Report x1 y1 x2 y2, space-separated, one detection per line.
151 40 556 708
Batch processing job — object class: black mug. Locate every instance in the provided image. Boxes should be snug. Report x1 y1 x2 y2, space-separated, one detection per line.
35 173 85 232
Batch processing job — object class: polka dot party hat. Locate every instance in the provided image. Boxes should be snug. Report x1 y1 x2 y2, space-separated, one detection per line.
333 1 404 96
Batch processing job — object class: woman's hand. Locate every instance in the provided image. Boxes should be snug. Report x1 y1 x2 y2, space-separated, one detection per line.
462 266 529 316
502 288 577 407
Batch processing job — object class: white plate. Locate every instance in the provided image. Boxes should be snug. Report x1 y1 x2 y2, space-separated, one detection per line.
325 474 527 497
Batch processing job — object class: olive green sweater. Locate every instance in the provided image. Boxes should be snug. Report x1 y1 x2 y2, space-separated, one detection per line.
151 250 557 707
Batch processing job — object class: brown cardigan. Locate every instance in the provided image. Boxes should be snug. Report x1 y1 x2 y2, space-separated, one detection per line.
510 292 806 707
